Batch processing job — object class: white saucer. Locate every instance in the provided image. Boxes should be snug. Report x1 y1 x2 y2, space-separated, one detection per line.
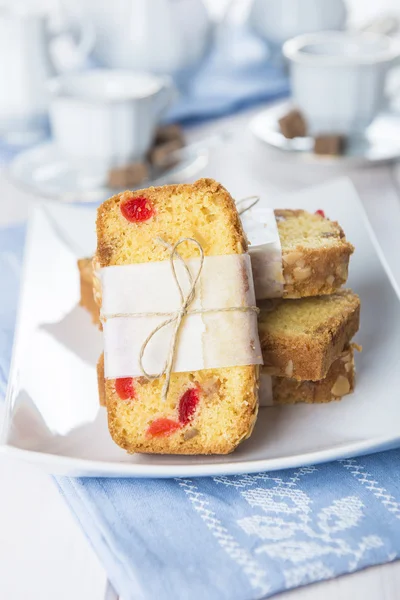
2 178 400 478
8 140 210 203
250 100 400 166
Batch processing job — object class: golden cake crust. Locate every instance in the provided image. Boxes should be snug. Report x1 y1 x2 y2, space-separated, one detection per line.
276 209 354 298
77 258 100 325
259 289 360 381
270 344 356 404
96 178 259 455
97 352 106 407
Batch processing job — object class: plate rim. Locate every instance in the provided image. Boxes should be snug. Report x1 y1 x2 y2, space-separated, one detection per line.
7 141 210 203
249 100 400 167
2 184 400 478
1 432 399 478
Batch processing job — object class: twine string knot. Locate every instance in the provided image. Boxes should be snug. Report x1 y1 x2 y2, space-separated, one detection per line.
102 236 259 403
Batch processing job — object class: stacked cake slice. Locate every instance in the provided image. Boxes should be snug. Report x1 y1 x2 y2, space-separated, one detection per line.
258 291 360 405
255 205 359 406
77 178 359 454
275 208 354 298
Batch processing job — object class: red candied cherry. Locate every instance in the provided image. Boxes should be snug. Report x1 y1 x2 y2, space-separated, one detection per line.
120 196 155 223
315 209 325 218
147 418 180 437
115 377 135 400
178 387 200 425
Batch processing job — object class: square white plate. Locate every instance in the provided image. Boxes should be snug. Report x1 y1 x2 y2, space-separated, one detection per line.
2 178 400 478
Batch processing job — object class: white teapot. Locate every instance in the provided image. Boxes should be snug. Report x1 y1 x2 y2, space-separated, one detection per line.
248 0 347 49
0 7 94 143
75 0 211 75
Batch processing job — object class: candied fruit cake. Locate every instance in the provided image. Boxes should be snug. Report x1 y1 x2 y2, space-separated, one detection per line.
276 209 354 298
262 344 356 405
96 178 260 455
258 289 360 381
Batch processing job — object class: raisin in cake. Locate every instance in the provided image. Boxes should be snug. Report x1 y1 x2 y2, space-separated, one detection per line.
277 209 354 298
96 178 260 455
258 290 360 381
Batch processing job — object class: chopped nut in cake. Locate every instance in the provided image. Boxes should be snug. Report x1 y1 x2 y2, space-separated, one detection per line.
276 209 354 298
268 344 356 404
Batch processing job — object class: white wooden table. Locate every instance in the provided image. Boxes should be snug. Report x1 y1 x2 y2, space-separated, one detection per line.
1 102 400 600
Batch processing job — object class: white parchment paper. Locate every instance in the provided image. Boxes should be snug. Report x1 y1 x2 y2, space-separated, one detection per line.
100 253 263 379
241 206 284 299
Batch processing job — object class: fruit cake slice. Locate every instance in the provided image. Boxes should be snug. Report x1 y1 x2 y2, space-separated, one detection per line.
260 344 356 406
259 289 360 381
96 178 260 455
77 258 100 325
276 209 354 298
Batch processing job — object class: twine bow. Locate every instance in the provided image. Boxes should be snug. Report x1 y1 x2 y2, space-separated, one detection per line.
101 237 259 403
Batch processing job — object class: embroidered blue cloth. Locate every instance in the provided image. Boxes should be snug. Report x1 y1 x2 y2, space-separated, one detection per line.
1 226 400 600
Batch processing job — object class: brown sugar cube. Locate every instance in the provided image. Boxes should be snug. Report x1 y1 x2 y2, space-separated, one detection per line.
314 135 346 156
148 139 184 168
108 162 149 189
278 109 307 139
155 123 185 145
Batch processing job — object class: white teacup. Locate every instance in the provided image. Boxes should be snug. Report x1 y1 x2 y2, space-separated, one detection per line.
48 70 175 176
283 31 400 136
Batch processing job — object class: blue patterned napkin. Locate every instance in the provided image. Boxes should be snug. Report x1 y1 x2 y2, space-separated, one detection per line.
1 224 400 600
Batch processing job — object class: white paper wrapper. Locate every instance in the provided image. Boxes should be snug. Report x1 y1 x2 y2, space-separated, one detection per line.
240 206 284 299
100 253 263 379
259 372 274 407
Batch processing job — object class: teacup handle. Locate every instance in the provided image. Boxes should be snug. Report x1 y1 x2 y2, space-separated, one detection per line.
153 78 178 117
48 18 96 73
